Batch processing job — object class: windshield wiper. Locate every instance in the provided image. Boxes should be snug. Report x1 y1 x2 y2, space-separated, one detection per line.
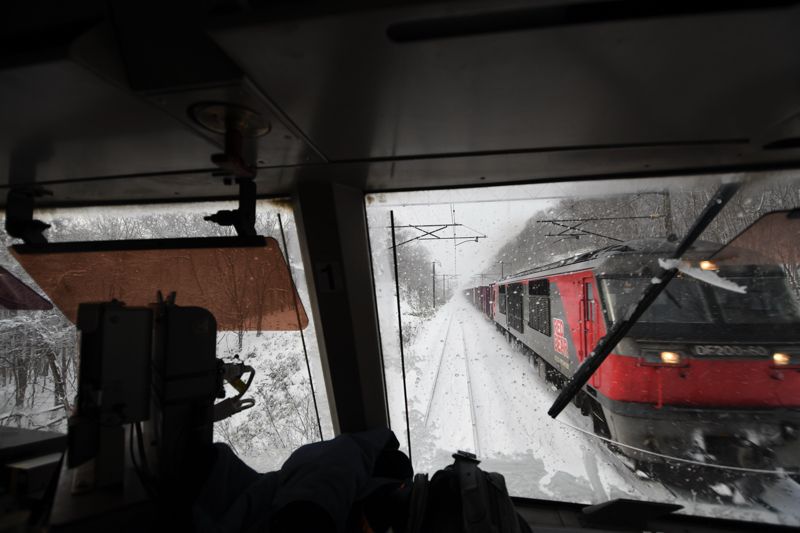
548 182 742 418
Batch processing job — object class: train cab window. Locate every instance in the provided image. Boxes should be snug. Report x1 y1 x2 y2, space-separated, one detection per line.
603 276 714 324
528 279 551 336
0 201 332 472
365 171 800 527
714 275 800 323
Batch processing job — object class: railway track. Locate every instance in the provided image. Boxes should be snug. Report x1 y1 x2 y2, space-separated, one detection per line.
460 321 482 457
424 313 455 426
423 307 482 456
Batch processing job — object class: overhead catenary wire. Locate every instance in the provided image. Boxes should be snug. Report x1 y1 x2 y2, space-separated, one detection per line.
387 223 487 248
278 213 323 441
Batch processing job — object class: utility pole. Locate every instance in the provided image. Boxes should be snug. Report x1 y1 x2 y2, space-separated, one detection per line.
499 260 504 279
432 261 437 309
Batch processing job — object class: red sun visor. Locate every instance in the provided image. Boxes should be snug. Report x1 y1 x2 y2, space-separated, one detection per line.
713 210 800 265
10 236 308 331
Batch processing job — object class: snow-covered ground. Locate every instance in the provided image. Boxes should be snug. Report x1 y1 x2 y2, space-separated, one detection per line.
388 295 800 527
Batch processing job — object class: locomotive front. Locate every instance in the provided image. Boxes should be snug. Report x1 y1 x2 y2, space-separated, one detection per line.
593 243 800 475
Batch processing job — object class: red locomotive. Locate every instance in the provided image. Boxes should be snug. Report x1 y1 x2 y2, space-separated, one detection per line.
468 240 800 474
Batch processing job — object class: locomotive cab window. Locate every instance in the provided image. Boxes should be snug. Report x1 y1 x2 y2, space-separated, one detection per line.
0 201 333 473
366 171 800 528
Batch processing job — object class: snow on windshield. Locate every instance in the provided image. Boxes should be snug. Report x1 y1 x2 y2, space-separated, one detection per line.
366 172 800 526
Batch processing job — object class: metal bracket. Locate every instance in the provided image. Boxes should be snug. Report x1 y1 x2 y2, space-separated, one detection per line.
204 178 256 236
211 126 256 180
4 188 52 244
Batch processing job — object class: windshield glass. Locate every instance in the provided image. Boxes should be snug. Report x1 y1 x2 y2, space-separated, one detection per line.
366 171 800 527
602 275 800 324
716 276 800 323
603 276 711 323
0 201 332 472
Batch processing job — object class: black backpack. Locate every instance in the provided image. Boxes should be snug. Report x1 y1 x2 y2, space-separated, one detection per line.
406 451 532 533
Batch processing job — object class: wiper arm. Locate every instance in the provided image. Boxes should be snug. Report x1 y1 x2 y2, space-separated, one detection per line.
548 182 741 418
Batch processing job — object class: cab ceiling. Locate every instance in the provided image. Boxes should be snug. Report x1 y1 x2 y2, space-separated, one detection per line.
2 0 800 207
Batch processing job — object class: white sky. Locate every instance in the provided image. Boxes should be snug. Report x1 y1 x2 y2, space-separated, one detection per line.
365 175 724 287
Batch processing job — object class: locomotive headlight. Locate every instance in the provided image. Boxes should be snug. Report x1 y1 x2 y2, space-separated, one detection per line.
699 260 719 271
773 352 791 366
639 347 688 367
660 351 682 365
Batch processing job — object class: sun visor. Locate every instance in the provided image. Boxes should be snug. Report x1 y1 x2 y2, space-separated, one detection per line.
9 236 308 331
712 210 800 265
0 266 53 310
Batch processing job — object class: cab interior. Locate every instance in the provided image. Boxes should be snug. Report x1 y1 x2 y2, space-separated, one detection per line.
2 1 800 531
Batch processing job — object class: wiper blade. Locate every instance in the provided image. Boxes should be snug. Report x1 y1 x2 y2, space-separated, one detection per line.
547 182 741 419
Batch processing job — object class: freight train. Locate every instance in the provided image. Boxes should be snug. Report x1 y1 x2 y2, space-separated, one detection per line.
467 240 800 474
